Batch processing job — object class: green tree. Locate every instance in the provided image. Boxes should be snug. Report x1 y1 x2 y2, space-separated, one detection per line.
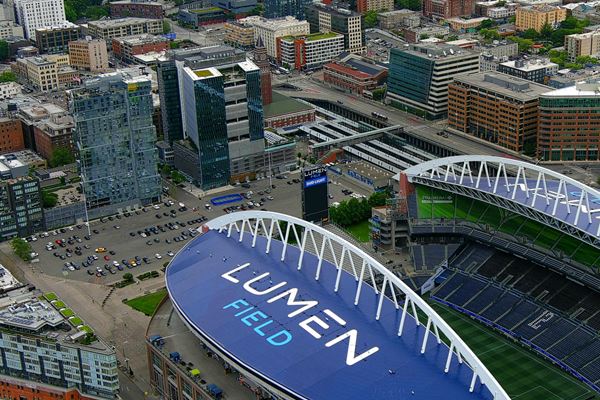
42 192 58 208
575 55 599 65
496 0 506 6
123 273 134 282
420 34 429 40
478 19 495 30
507 36 533 52
480 28 501 41
372 87 386 100
539 23 553 40
248 3 264 15
396 0 421 10
0 71 16 82
161 164 172 175
521 28 539 40
364 10 378 28
0 40 8 61
50 147 75 168
171 170 185 184
162 20 171 34
11 238 31 261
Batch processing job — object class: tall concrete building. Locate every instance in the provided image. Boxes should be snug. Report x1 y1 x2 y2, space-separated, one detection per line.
538 81 600 162
305 3 365 54
515 5 567 32
158 46 266 189
448 72 549 154
68 38 109 72
565 30 600 62
14 0 66 40
69 71 161 211
388 44 480 119
423 0 475 19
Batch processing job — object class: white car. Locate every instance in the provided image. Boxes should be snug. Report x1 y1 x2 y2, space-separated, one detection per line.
178 202 185 208
155 253 162 259
153 205 160 210
112 261 119 266
167 251 174 257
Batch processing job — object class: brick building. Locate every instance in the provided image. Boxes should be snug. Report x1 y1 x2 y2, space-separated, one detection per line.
0 118 24 154
112 33 169 63
110 0 164 18
423 0 476 19
538 81 600 162
448 72 549 153
252 37 272 105
263 92 315 128
323 54 387 94
32 114 74 161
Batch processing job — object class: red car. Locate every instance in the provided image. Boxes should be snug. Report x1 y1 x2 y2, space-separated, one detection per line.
104 255 110 261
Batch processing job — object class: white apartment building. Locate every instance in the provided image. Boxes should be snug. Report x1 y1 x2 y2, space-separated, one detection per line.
240 16 310 58
0 82 21 99
279 32 344 70
14 0 66 39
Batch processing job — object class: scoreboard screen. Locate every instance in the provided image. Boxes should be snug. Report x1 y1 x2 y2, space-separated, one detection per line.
302 166 329 223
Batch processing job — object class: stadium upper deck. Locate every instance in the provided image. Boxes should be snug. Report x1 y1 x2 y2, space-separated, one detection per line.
402 156 600 247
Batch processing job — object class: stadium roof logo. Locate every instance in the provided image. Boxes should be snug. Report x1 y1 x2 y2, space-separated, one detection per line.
166 211 510 400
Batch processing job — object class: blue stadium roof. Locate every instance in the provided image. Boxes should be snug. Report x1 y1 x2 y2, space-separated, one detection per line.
166 230 494 400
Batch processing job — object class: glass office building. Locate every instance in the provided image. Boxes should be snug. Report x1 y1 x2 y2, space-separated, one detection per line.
69 71 161 211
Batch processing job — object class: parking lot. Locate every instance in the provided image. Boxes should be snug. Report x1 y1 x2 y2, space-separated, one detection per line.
28 172 371 284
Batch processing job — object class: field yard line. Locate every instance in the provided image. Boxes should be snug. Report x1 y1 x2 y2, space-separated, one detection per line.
430 303 593 396
477 342 507 357
511 386 562 400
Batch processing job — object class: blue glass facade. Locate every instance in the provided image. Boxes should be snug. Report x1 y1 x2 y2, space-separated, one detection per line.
245 69 265 142
388 48 433 105
194 75 231 189
70 74 161 210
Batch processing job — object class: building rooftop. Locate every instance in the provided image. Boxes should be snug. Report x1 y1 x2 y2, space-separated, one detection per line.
0 289 113 353
397 43 476 59
454 72 551 100
188 6 223 14
239 15 309 30
500 58 558 71
307 2 361 18
281 32 342 42
114 33 167 45
378 9 418 16
541 80 600 96
35 22 80 32
19 103 67 121
264 92 314 118
88 17 158 28
519 4 562 11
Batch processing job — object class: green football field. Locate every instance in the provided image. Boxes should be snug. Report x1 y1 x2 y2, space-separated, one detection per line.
429 302 598 400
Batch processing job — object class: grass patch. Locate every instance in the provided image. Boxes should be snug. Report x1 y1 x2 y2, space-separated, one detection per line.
60 308 74 318
44 292 57 301
125 289 167 316
78 325 93 334
51 300 66 309
346 220 371 242
69 316 83 326
429 301 596 400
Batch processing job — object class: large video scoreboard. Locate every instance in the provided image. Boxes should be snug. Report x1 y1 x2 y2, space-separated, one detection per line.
302 166 329 223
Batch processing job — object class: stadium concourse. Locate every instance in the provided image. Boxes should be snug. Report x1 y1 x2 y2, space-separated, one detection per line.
401 156 600 397
164 212 510 400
